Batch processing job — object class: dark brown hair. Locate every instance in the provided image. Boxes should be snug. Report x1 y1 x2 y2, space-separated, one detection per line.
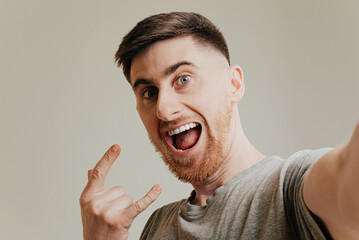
114 12 230 83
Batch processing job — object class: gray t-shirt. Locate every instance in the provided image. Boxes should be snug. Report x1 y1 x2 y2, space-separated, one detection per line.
140 148 332 240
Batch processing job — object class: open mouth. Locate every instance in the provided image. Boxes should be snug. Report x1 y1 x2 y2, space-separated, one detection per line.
166 122 202 151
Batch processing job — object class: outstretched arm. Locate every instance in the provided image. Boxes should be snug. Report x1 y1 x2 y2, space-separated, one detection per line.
303 122 359 239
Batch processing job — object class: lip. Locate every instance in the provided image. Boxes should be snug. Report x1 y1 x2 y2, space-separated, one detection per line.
162 121 202 155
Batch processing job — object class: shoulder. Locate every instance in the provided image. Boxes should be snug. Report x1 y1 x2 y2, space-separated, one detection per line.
287 148 332 162
282 148 332 179
281 148 332 198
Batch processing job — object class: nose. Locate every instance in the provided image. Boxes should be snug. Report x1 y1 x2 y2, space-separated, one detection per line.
156 90 181 122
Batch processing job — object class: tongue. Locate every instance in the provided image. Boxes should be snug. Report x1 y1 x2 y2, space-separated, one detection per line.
174 127 200 150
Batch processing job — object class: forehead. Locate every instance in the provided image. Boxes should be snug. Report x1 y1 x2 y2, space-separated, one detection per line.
130 36 227 84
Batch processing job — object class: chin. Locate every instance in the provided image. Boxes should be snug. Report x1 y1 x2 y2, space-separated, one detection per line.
165 156 224 184
150 129 228 184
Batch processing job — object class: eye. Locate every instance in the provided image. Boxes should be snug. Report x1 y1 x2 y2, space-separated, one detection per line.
177 75 191 85
142 87 158 99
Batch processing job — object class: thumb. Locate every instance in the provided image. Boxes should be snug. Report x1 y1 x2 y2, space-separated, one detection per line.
126 184 162 220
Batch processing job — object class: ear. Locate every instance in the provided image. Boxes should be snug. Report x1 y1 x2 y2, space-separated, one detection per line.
229 65 245 103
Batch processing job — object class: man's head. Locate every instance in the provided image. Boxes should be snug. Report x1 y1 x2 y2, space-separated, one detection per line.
115 12 230 84
115 12 244 183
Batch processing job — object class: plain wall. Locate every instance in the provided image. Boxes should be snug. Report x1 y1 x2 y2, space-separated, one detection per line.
1 0 358 239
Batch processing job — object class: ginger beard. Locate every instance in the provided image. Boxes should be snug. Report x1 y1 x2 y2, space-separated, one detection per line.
148 99 233 184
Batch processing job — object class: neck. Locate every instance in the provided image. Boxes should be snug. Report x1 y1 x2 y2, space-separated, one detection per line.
190 111 266 206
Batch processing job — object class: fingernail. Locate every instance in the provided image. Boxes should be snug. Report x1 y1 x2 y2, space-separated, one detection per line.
111 145 119 153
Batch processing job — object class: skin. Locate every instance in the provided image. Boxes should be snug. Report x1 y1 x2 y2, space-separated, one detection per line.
303 123 359 239
130 36 266 205
79 36 266 239
80 35 359 239
79 145 162 240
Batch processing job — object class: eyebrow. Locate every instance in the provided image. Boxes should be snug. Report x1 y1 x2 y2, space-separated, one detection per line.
164 61 195 76
132 78 153 91
132 60 196 91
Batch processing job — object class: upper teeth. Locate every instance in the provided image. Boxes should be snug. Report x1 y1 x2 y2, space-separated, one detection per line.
168 123 198 137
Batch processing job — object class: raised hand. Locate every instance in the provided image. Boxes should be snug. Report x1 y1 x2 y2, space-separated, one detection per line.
79 144 162 240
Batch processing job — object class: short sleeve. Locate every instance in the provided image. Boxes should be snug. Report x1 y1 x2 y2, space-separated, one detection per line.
282 148 332 240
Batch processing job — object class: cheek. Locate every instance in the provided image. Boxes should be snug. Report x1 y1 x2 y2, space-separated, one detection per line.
138 107 158 133
197 82 229 110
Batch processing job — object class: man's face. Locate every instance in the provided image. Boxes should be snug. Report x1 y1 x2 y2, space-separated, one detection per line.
130 36 239 183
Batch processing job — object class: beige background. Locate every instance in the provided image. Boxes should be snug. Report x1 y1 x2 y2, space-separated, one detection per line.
1 0 358 239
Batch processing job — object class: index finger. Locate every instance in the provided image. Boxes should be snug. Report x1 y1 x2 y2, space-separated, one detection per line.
83 144 121 194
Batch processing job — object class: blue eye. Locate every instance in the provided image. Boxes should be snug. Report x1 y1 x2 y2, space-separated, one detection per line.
178 75 191 85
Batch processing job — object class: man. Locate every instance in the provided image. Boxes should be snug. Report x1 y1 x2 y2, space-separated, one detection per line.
80 12 359 239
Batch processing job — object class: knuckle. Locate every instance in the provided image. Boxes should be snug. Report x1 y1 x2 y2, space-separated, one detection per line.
115 215 132 229
99 207 113 224
103 152 111 163
133 201 145 213
99 207 123 228
146 192 156 202
88 199 102 216
91 168 103 181
124 194 134 205
113 186 126 195
128 195 134 204
79 193 91 207
116 220 131 230
79 195 86 207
